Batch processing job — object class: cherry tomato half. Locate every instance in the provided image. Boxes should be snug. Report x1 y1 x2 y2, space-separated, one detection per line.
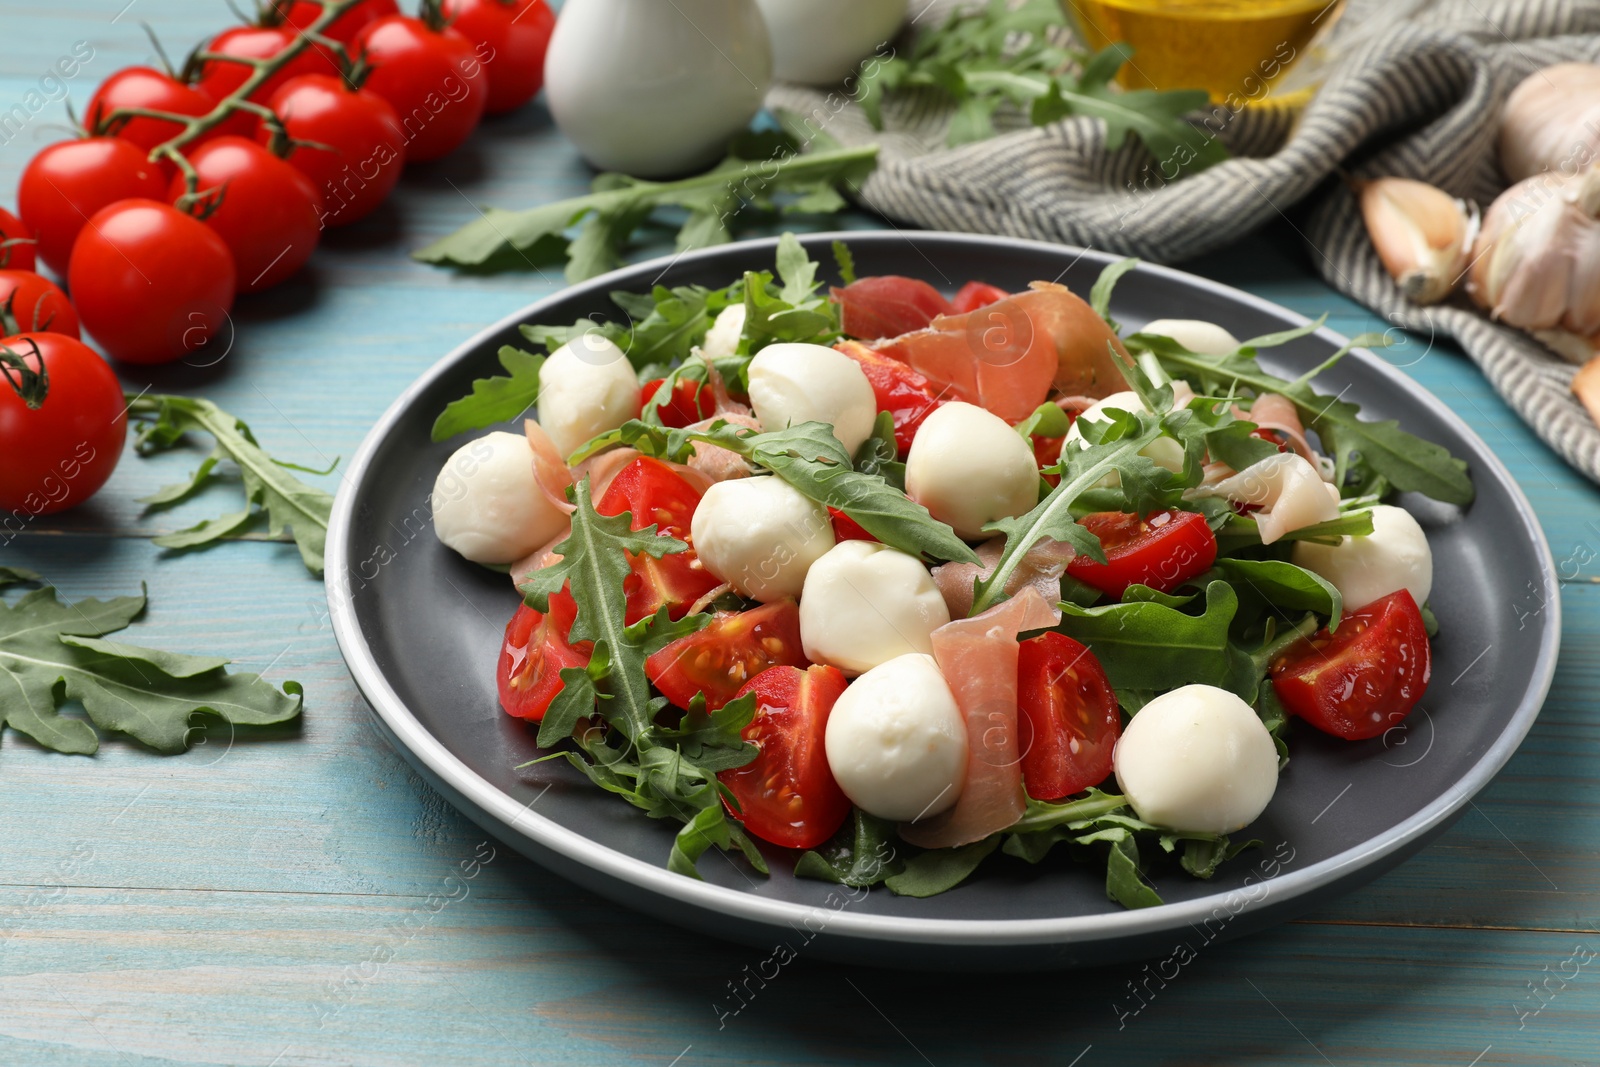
719 664 852 849
274 0 400 44
355 15 489 162
950 280 1009 314
441 0 556 115
646 600 809 712
1065 510 1218 599
832 275 953 340
497 590 590 721
835 339 944 455
826 507 875 543
641 376 714 428
1016 632 1120 800
172 137 322 293
85 67 214 152
1032 432 1066 489
195 25 339 138
0 271 79 338
0 208 36 272
595 456 720 623
0 332 126 515
16 138 168 276
262 74 406 228
1270 589 1432 741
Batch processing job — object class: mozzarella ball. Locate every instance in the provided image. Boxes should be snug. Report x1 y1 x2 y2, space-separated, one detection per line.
1292 504 1433 611
1114 684 1279 834
701 303 746 360
431 431 569 564
905 401 1039 539
537 333 642 459
691 476 834 601
747 342 877 455
825 653 967 821
1140 318 1241 355
800 540 951 675
1064 389 1186 477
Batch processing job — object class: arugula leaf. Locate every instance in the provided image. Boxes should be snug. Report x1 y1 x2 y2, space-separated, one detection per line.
1214 557 1342 629
831 239 857 285
884 835 1001 898
0 581 302 754
0 566 41 588
1176 835 1259 879
1106 835 1165 908
854 410 906 489
1215 509 1374 555
430 346 543 442
794 809 905 887
740 234 843 354
1057 580 1241 693
127 394 334 575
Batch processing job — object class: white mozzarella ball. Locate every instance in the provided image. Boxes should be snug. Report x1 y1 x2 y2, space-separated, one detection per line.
690 476 834 601
825 653 967 822
1064 389 1186 477
1139 318 1241 355
1114 684 1279 834
700 303 746 360
800 540 951 675
1292 504 1433 611
747 342 877 455
905 401 1039 540
431 431 570 564
537 333 642 459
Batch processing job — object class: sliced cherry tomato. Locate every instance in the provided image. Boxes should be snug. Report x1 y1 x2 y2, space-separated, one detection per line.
826 507 876 543
0 332 126 515
832 275 953 340
274 0 400 44
67 199 236 365
355 15 489 162
0 209 36 272
195 26 339 138
17 138 168 276
85 67 214 152
835 340 944 455
171 137 322 293
950 280 1009 314
262 74 407 228
1016 632 1120 800
641 376 713 428
0 272 79 338
595 456 719 622
1251 427 1292 453
496 590 590 721
1032 432 1065 488
1270 590 1432 741
718 664 851 849
1065 510 1218 599
441 0 556 115
646 600 809 712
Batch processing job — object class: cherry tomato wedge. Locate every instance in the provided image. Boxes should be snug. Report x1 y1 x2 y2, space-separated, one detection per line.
595 456 719 622
641 376 713 428
719 664 852 849
1065 510 1218 599
497 590 590 721
646 600 809 712
832 275 953 340
1270 590 1432 741
0 272 79 338
950 280 1009 314
16 137 168 276
1032 432 1066 488
835 340 944 455
0 209 35 271
1016 632 1120 800
827 507 875 543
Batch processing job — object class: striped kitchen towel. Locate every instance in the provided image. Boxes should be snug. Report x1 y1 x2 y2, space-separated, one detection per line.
768 0 1600 484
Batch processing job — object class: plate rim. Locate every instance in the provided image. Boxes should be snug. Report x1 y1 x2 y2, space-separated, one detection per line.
326 230 1561 948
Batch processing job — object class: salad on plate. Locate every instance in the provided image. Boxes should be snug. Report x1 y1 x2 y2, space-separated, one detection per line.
425 235 1471 907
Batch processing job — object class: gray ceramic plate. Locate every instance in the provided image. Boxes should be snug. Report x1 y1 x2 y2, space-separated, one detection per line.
326 232 1559 971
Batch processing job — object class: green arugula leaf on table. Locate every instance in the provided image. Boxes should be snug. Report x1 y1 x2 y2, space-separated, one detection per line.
430 346 543 443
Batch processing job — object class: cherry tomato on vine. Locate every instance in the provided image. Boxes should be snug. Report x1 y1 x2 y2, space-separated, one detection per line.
0 209 36 272
274 0 400 44
1016 631 1120 800
441 0 556 115
68 199 236 365
260 74 406 227
85 67 214 153
354 13 489 162
0 272 79 338
16 138 168 276
195 25 339 138
0 332 126 515
171 137 322 293
1065 509 1218 598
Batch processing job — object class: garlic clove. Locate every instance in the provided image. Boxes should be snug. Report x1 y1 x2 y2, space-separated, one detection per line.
1572 353 1600 426
1500 63 1600 183
1359 178 1477 304
1470 168 1600 340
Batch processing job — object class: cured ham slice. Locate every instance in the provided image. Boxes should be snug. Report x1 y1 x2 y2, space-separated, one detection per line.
686 412 761 482
899 586 1060 849
931 536 1074 619
1241 392 1325 470
523 419 576 515
833 276 953 339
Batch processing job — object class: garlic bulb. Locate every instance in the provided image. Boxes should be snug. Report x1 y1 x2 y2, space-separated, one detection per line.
1358 178 1477 304
1499 63 1600 183
1467 167 1600 357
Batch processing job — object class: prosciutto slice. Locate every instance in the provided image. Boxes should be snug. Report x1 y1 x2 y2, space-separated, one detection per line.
931 536 1075 619
899 586 1060 849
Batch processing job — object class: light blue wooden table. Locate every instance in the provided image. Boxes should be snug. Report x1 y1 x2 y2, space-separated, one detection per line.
3 4 1599 1065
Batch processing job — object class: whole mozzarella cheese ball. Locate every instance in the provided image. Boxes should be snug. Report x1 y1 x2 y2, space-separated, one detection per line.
825 653 967 821
431 431 569 564
1114 684 1279 834
800 540 951 674
537 333 642 459
1139 318 1241 355
700 303 747 360
905 401 1039 540
1291 504 1433 611
691 476 834 601
1064 390 1186 477
747 342 877 455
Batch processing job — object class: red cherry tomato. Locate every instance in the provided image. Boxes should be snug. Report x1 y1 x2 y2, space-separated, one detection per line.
832 276 953 340
16 138 168 276
1032 432 1065 488
171 137 321 293
497 590 590 721
85 67 214 152
0 332 126 515
826 507 875 543
261 75 406 228
718 664 852 849
195 26 339 138
641 377 714 428
950 280 1009 314
595 456 720 623
274 0 400 44
0 272 79 338
1270 590 1432 741
354 15 489 162
441 0 556 115
646 600 809 712
1016 632 1120 800
0 209 36 272
835 340 944 455
1065 510 1218 599
68 199 236 365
